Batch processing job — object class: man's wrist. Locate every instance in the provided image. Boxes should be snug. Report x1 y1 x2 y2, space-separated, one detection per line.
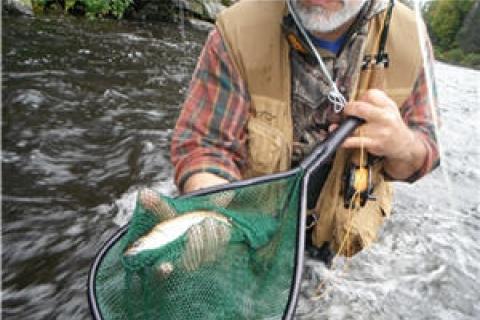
383 129 427 181
183 172 230 194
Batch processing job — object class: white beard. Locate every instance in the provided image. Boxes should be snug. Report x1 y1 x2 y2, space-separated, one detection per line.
292 0 368 33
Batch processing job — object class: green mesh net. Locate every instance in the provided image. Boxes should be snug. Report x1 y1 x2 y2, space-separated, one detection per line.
94 172 304 320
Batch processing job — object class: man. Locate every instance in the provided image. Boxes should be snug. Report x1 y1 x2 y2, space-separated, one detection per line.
171 0 439 260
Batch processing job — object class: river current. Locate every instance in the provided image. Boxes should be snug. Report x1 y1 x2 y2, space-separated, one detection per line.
2 16 479 320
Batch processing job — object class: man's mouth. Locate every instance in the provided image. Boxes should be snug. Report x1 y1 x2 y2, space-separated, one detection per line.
303 0 344 10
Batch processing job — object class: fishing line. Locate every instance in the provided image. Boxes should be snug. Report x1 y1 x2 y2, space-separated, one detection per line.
413 1 454 211
312 130 366 300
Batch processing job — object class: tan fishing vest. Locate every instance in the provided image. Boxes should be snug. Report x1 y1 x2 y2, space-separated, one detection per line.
216 0 422 255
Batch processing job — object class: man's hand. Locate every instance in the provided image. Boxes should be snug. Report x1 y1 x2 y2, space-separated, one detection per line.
341 89 427 180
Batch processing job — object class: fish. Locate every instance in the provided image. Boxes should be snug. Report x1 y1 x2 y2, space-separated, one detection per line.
124 211 232 257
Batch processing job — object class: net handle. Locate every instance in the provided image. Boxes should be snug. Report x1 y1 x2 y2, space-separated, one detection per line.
182 116 363 199
300 116 363 171
282 117 362 320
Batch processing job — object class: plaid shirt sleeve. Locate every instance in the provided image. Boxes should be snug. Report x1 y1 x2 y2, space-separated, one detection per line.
171 28 250 192
399 65 440 183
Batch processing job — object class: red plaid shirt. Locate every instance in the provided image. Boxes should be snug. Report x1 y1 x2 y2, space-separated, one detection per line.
171 28 439 190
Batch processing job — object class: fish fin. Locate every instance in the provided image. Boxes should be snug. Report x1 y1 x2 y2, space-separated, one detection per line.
139 188 176 220
182 218 231 272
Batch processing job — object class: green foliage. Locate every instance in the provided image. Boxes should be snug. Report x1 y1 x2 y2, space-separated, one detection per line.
83 0 110 17
32 0 132 18
32 0 48 13
432 46 444 60
444 48 464 62
64 0 76 11
445 48 463 61
108 0 131 18
424 0 475 50
423 0 479 69
434 46 480 70
462 53 480 68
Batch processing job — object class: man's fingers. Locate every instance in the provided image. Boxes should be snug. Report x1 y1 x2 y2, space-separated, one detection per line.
360 89 396 109
328 123 339 132
342 136 375 150
344 101 385 123
344 89 398 122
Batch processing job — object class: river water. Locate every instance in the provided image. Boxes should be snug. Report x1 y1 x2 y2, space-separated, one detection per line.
2 16 479 320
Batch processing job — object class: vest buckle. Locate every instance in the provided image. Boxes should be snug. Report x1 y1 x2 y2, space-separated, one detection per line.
361 53 390 70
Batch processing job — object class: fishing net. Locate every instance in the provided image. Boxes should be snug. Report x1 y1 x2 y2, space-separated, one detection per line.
94 172 304 320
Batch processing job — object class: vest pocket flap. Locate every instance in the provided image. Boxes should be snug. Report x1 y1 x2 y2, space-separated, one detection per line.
247 117 290 175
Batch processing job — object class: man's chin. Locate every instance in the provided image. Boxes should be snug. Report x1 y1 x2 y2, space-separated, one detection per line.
299 11 350 34
294 0 366 34
308 23 346 34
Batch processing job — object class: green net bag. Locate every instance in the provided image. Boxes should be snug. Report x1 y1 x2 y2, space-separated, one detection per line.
89 117 362 320
94 173 303 320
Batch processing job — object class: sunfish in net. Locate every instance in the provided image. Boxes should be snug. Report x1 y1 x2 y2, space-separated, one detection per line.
136 188 235 275
125 211 232 275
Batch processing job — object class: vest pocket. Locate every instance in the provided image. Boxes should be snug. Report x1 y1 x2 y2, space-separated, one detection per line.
311 154 394 256
331 175 393 256
331 194 391 256
246 117 290 176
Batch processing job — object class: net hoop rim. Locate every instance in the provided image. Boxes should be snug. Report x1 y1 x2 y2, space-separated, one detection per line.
88 224 129 320
87 170 302 320
87 117 362 319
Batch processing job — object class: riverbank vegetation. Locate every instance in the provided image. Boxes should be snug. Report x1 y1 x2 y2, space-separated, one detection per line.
423 0 480 69
32 0 133 18
31 0 233 20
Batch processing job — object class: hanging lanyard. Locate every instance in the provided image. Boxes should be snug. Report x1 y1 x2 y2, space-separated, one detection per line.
286 0 347 113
